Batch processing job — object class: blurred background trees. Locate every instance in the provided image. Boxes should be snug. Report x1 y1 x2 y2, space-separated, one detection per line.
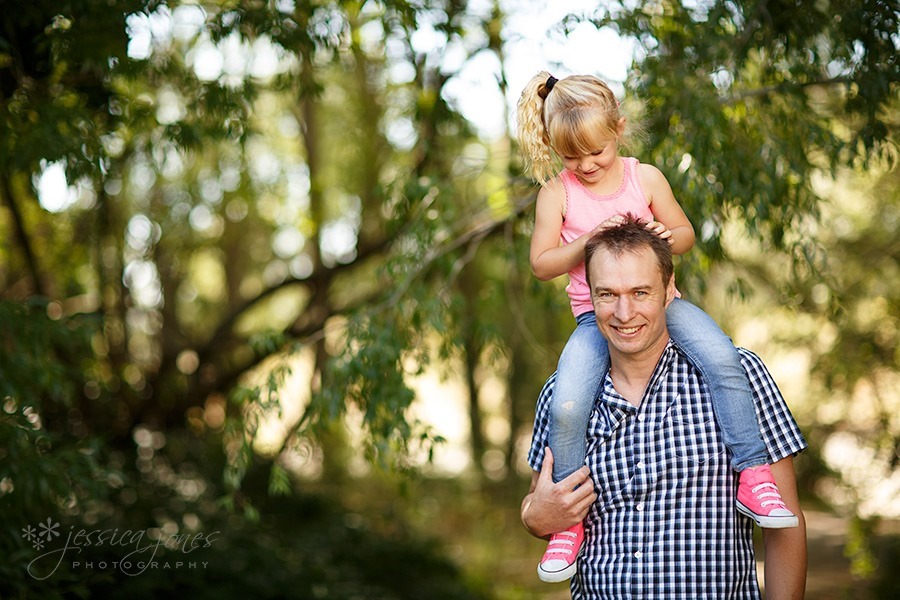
1 0 897 597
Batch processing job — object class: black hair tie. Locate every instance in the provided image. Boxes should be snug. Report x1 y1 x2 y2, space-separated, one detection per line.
539 75 558 99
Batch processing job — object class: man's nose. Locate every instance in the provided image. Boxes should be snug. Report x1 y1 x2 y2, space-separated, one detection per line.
613 296 635 321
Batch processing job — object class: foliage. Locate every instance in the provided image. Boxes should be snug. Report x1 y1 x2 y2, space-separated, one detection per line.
110 493 487 600
697 154 899 594
0 300 115 597
721 156 899 518
0 310 485 597
5 0 894 485
0 0 150 179
6 486 489 600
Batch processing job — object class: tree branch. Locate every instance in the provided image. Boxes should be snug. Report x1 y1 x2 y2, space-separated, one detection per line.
146 186 537 432
193 234 392 365
721 76 853 104
269 189 539 452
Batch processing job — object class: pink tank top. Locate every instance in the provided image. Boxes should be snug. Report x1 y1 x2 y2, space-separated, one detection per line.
560 157 653 316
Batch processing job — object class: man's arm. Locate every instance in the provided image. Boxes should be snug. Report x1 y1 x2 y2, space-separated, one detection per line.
521 448 596 538
761 456 807 600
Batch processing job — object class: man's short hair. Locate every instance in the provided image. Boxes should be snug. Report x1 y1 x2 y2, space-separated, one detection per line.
584 214 675 291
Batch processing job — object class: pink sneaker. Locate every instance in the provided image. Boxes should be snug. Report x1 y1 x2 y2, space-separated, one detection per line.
736 464 799 528
537 521 584 583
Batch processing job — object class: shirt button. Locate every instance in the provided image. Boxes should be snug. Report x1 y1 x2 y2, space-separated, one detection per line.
638 414 645 421
634 551 643 559
636 502 644 511
636 461 645 469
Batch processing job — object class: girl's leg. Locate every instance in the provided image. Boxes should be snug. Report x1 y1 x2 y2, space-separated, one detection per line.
548 311 609 483
539 311 601 582
665 298 768 471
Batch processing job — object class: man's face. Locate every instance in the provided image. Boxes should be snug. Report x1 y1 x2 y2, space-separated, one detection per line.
589 245 675 358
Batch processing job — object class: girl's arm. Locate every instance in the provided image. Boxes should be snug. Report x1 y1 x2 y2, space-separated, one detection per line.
638 163 695 255
529 178 586 280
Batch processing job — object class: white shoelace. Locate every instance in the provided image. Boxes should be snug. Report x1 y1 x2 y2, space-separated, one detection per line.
751 482 787 508
546 531 578 555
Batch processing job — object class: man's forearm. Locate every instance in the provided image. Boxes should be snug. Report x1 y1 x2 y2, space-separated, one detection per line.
762 516 807 599
762 457 807 599
521 492 550 540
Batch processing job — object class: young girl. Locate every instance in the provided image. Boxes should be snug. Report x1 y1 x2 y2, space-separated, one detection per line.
517 72 799 584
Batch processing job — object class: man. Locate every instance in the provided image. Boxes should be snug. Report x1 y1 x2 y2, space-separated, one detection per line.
521 216 807 599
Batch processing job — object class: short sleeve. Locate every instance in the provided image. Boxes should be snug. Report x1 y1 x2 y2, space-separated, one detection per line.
526 372 557 472
737 348 808 461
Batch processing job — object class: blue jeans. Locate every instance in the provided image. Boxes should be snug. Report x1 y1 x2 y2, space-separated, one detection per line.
548 298 768 483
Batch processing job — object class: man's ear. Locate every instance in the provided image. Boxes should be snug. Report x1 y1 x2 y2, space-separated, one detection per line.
664 274 676 307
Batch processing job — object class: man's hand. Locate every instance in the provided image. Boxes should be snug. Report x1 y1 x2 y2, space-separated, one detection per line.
521 448 597 538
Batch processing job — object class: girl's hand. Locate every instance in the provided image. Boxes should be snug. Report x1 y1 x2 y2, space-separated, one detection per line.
591 214 626 235
645 219 675 246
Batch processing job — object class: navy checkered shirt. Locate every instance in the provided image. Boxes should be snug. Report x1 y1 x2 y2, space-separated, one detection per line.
527 342 807 599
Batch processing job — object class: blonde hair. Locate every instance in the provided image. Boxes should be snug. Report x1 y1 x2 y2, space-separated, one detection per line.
516 71 630 184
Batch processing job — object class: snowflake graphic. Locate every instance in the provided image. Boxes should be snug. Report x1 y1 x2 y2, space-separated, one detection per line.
21 525 38 542
31 538 45 551
38 517 60 541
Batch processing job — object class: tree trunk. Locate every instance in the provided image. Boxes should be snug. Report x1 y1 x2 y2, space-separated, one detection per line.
294 8 347 484
0 174 48 298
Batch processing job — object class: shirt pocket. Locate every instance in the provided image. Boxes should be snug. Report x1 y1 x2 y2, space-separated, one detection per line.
585 413 635 504
664 402 725 465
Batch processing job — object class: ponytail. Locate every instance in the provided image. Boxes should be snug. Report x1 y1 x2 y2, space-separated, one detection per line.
516 71 558 184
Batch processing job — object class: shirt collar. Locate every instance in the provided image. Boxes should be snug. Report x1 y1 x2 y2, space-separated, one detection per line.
599 340 680 414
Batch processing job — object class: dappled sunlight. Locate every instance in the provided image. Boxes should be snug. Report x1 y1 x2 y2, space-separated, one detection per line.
731 309 900 520
735 317 813 402
35 161 80 213
247 349 316 458
823 429 900 519
406 363 473 475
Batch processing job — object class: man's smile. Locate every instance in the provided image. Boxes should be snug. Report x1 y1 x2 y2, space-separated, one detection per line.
613 324 641 334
